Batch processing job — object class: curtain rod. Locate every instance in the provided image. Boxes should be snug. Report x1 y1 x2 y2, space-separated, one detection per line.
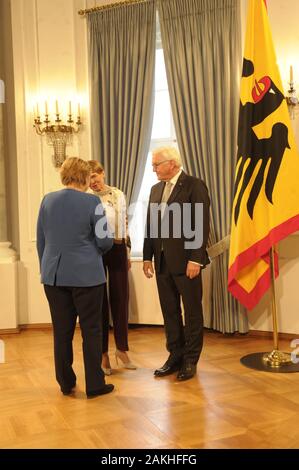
78 0 151 16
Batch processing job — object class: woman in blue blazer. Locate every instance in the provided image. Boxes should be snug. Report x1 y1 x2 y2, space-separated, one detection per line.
37 157 114 398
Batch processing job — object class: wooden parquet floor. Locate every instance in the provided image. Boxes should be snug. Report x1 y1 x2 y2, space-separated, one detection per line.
1 327 299 449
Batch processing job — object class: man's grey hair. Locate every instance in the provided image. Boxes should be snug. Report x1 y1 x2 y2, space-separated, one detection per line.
152 146 182 168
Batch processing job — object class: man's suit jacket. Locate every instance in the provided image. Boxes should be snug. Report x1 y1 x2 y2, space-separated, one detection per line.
37 189 113 286
143 171 210 274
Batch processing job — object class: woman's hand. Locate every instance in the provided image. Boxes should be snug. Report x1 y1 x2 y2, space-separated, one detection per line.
143 261 154 278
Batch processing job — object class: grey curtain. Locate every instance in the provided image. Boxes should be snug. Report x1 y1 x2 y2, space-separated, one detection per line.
87 1 156 205
158 0 248 332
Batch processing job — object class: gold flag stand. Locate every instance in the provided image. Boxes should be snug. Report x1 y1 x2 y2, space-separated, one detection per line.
240 247 299 373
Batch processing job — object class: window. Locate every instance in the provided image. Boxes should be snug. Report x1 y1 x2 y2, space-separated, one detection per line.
129 29 177 257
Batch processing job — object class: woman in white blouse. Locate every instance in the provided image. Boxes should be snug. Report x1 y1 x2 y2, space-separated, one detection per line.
88 160 136 374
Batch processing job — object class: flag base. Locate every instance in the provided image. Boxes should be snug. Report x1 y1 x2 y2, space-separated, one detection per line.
240 351 299 373
263 349 292 367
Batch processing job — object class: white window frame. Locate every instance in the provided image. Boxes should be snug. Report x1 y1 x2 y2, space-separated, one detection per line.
129 17 177 257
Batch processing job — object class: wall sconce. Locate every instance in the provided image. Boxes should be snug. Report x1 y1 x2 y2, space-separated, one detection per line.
33 100 82 168
286 66 299 120
286 82 299 120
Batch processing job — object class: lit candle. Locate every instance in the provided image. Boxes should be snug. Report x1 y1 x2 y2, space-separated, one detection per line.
77 102 81 117
55 100 59 115
36 102 40 117
68 101 72 115
290 65 294 83
45 100 48 115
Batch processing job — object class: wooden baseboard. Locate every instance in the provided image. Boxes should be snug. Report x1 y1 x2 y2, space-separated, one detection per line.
0 327 20 335
18 323 81 331
248 330 299 341
18 323 81 332
1 324 298 339
19 323 53 330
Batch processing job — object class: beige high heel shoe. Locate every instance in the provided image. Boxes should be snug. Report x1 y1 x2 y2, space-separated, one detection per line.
115 349 137 370
102 367 112 376
102 352 112 376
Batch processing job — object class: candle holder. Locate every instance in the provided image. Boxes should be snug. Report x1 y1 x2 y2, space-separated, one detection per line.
33 111 82 168
0 79 4 104
286 81 299 120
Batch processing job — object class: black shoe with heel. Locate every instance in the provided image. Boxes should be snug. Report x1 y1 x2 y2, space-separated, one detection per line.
86 384 114 398
176 362 197 381
154 356 182 377
61 383 76 395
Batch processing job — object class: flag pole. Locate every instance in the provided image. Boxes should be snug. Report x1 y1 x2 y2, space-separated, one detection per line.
240 246 295 372
262 246 291 367
270 246 278 350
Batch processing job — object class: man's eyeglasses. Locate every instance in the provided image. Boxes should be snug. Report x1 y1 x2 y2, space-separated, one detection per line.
152 160 170 169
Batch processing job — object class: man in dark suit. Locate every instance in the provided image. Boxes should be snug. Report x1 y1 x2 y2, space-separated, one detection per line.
143 147 210 381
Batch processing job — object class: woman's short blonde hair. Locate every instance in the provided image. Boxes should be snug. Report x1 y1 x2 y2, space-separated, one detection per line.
88 160 104 174
60 157 90 187
152 146 182 168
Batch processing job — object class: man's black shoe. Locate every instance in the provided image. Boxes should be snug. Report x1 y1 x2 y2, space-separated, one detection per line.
86 384 114 398
177 362 197 381
154 360 181 377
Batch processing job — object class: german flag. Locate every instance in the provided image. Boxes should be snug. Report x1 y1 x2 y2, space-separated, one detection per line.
228 0 299 309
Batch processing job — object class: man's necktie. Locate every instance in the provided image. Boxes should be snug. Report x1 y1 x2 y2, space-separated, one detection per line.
161 181 173 223
161 181 173 204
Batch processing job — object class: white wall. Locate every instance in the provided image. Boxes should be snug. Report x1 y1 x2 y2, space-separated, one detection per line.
0 0 19 330
1 0 299 332
0 107 7 242
240 1 299 333
6 0 91 325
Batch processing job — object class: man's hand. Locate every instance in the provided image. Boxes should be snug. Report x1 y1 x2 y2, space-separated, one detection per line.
143 261 154 278
186 261 201 279
128 258 132 271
